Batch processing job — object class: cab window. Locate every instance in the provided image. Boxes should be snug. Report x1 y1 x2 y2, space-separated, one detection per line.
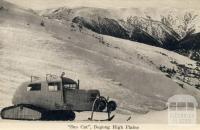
89 93 98 102
48 82 61 91
27 83 41 91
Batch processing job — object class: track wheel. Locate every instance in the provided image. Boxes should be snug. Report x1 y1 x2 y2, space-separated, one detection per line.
107 101 117 112
67 111 75 121
94 97 107 112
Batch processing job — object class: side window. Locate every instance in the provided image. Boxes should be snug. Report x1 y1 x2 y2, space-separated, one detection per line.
27 83 41 91
48 82 61 91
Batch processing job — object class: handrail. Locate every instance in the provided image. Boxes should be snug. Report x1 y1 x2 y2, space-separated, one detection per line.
30 76 41 82
46 74 59 82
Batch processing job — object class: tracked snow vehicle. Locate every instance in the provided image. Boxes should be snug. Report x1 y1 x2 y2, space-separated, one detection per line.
1 74 117 121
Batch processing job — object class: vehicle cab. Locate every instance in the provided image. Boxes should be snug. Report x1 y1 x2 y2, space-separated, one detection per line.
12 74 100 111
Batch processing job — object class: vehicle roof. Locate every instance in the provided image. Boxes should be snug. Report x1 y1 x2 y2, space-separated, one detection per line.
25 77 77 84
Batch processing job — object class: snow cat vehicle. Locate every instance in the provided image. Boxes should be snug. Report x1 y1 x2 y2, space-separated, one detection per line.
0 74 117 121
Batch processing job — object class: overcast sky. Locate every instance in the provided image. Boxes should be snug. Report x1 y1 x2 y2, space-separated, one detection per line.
4 0 200 10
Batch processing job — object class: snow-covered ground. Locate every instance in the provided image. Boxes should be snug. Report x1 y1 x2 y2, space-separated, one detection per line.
1 0 200 125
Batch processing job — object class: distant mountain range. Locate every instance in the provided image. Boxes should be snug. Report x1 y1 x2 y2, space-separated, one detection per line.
41 7 200 61
72 16 181 50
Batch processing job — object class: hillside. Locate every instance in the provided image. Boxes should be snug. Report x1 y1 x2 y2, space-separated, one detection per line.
0 0 200 116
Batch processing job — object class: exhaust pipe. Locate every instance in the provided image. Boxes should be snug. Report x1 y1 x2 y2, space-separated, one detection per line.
77 80 80 89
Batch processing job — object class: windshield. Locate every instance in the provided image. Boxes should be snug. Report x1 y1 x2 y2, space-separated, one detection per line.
63 83 78 89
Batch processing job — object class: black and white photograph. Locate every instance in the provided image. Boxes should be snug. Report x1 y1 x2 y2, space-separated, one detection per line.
0 0 200 129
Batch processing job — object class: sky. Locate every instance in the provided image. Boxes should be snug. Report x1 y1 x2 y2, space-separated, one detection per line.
4 0 200 10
